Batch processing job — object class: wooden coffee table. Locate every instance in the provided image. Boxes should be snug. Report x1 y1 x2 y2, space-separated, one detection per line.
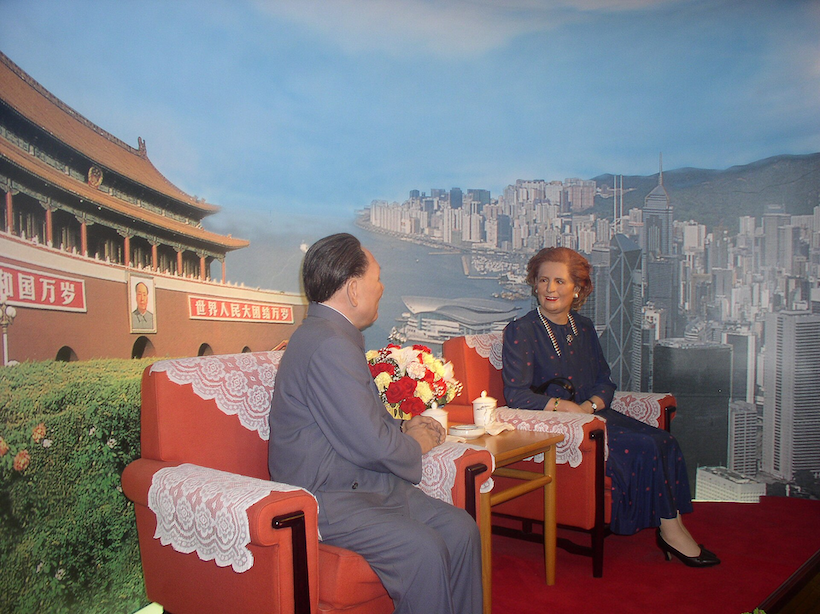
465 428 564 614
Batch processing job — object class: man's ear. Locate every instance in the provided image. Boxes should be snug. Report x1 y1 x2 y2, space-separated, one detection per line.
346 277 359 308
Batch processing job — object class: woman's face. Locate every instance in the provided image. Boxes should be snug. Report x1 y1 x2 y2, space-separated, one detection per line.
534 260 578 323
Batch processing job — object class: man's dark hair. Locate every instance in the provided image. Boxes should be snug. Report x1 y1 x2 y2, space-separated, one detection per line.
302 233 369 303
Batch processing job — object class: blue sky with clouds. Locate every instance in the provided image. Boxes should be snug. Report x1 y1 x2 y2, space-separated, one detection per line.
1 0 819 240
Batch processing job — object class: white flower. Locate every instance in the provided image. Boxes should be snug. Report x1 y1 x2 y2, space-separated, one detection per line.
107 438 117 448
36 562 44 573
405 361 427 379
55 568 66 580
88 426 97 436
42 439 52 448
389 346 420 372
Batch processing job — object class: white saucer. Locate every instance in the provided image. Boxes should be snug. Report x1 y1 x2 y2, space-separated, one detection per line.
449 424 485 439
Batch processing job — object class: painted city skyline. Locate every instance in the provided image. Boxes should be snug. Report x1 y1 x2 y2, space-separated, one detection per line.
1 1 819 499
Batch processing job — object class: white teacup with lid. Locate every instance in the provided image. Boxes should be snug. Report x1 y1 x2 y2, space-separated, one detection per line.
421 401 448 432
472 390 497 427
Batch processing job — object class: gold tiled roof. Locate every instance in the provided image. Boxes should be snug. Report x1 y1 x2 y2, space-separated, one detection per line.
0 52 219 215
0 137 249 250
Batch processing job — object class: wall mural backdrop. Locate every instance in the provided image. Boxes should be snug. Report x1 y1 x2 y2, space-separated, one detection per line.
1 1 819 612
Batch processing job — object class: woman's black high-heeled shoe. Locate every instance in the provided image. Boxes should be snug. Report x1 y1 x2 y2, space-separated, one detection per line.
656 528 720 567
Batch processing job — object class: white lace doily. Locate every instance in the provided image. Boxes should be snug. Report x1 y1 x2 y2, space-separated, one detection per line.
150 351 283 441
464 332 504 371
610 392 664 428
148 463 317 573
418 442 495 503
495 407 607 467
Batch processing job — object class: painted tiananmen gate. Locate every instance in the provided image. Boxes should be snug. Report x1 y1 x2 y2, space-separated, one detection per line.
0 52 306 363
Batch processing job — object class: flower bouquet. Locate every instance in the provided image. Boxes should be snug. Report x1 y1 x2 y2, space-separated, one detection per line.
367 344 463 420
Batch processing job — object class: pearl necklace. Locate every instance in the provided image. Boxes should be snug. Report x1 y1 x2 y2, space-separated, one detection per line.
536 308 578 357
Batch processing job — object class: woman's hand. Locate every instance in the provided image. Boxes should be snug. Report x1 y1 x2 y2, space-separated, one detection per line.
561 400 590 414
546 398 593 414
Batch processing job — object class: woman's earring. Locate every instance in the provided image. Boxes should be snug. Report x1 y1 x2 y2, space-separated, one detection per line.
574 293 579 298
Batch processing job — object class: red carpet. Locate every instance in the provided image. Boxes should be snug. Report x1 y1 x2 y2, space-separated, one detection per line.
492 496 820 614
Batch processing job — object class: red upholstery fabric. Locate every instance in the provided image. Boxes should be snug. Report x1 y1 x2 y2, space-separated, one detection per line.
123 352 492 614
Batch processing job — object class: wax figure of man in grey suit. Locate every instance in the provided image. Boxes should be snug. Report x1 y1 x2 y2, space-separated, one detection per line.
269 233 482 614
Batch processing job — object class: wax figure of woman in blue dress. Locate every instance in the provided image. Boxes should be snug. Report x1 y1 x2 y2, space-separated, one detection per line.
502 247 719 567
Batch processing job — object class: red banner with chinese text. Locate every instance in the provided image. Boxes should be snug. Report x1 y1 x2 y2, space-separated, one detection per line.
187 295 295 324
0 261 87 312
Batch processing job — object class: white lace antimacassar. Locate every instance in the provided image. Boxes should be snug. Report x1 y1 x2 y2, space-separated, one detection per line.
150 351 283 441
611 392 663 428
148 463 316 573
495 407 608 467
419 442 495 503
464 332 504 371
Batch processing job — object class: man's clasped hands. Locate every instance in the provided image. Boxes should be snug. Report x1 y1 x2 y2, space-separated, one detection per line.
401 415 446 454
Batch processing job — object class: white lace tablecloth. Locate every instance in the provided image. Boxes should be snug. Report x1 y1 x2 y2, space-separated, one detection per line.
148 463 316 573
150 351 283 441
495 407 607 467
419 442 495 503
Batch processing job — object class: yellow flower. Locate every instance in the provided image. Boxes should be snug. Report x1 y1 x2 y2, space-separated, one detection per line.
374 372 392 392
415 380 434 404
365 349 380 361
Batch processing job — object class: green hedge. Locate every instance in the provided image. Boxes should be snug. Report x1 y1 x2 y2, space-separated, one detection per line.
0 359 154 614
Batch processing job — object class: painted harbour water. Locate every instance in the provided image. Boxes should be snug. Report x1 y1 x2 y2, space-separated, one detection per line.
220 215 533 353
354 223 533 351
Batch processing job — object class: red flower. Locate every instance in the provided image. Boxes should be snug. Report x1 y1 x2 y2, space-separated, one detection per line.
431 378 447 397
412 344 432 354
13 450 31 472
385 376 418 404
401 396 427 416
0 437 9 457
369 362 396 378
32 422 46 443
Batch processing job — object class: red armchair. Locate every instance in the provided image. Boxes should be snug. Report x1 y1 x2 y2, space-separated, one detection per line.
443 333 676 577
122 351 493 614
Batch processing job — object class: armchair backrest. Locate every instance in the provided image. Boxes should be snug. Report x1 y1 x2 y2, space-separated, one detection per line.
140 351 283 480
443 333 506 406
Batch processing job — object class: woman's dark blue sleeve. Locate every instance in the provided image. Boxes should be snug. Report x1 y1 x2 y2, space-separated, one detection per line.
502 319 549 410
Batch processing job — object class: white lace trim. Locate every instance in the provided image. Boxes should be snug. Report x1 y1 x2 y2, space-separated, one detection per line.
610 392 664 428
495 407 607 467
418 442 495 503
150 351 283 441
464 332 504 371
148 464 316 573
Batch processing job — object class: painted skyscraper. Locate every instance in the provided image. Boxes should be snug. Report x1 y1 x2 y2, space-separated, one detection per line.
600 233 642 391
763 310 820 481
654 339 733 488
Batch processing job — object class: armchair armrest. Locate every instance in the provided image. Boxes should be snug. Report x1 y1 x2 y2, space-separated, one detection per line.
419 443 493 516
122 459 320 614
496 407 607 467
611 392 676 431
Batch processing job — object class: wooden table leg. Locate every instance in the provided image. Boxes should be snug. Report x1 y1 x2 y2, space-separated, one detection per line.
480 490 492 614
544 444 557 586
